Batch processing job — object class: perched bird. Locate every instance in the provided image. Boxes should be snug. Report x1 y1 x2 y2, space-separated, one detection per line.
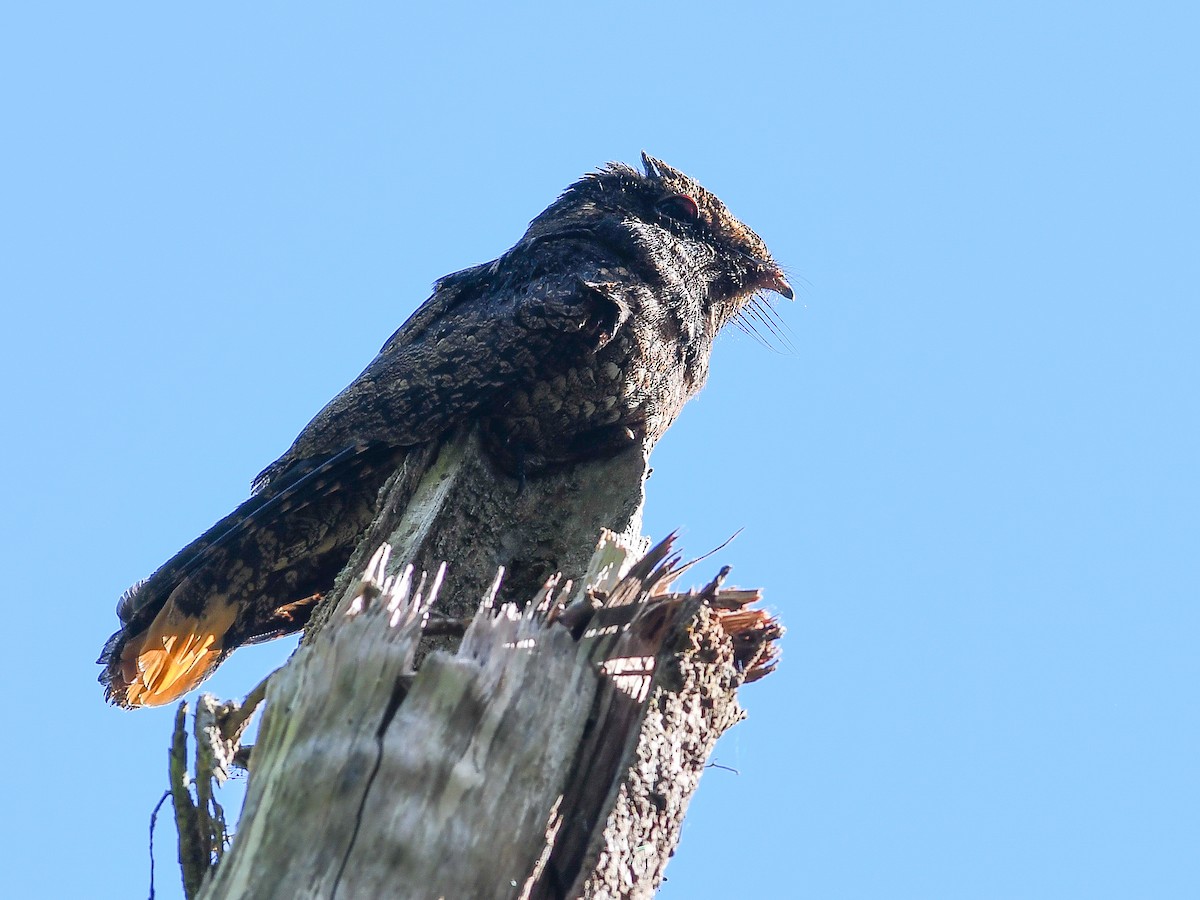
98 154 792 708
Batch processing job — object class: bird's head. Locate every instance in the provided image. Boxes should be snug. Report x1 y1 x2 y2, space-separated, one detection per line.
522 153 792 328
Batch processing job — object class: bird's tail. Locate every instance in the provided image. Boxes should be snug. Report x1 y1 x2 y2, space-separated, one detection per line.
98 587 242 708
98 444 397 708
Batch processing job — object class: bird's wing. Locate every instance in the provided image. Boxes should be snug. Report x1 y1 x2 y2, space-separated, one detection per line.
254 246 635 491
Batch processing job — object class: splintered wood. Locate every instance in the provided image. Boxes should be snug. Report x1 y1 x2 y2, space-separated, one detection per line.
193 531 782 900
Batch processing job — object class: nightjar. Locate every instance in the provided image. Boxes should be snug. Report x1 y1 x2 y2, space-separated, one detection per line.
98 153 792 707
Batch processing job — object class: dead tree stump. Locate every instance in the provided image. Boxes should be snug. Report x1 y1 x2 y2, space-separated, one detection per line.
168 428 781 900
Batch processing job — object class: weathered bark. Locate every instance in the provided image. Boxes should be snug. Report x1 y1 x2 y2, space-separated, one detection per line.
306 426 650 643
173 428 780 900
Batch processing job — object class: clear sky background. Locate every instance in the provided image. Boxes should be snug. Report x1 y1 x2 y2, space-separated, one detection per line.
2 3 1197 898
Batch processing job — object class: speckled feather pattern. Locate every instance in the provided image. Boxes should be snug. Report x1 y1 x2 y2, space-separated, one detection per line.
98 154 790 706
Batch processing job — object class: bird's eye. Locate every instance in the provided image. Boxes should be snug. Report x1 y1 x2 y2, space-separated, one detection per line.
656 193 700 223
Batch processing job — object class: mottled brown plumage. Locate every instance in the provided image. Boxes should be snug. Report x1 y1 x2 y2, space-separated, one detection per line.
98 154 791 707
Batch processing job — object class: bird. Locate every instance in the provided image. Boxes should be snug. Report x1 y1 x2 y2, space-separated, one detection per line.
98 153 793 708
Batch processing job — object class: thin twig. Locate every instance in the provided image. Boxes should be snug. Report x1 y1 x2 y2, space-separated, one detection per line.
147 790 170 900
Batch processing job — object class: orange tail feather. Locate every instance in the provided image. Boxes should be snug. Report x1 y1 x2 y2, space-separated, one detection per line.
112 598 239 708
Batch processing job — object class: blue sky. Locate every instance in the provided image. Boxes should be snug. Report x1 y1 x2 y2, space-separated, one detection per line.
2 3 1197 898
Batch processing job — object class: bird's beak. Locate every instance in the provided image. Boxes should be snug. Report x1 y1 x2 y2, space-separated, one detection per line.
760 267 794 301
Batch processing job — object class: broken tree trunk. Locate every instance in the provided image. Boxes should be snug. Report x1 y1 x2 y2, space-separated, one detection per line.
172 427 781 900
